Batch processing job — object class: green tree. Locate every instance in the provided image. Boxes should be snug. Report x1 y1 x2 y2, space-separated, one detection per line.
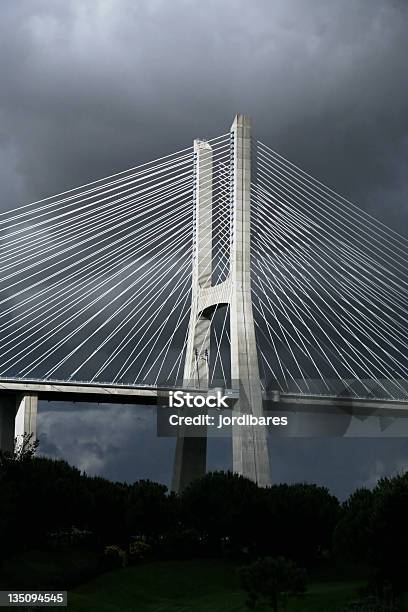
369 474 408 594
0 433 39 469
126 480 175 543
239 556 307 611
82 475 128 544
181 471 264 553
334 487 373 562
335 473 408 596
262 483 340 563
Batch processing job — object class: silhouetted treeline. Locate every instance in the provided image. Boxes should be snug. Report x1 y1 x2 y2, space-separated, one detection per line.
1 445 407 594
334 472 408 594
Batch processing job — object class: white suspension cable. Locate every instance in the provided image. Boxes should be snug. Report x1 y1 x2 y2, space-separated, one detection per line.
258 141 408 251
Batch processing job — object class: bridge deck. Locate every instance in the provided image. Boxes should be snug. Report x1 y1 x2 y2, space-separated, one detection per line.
0 378 160 405
0 378 408 415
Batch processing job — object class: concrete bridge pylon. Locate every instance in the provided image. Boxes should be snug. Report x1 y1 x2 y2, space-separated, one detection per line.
171 114 271 492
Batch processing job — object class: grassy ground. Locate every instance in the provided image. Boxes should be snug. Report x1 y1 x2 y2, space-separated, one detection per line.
3 556 405 611
0 547 100 591
67 560 365 612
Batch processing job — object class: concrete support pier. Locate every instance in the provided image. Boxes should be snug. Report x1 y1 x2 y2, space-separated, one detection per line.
0 393 38 453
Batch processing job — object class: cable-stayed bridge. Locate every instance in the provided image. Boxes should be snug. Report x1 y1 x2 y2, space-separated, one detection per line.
1 114 408 490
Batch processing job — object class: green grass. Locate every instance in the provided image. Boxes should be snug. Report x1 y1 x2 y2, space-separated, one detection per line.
67 560 365 612
286 581 365 611
0 547 100 591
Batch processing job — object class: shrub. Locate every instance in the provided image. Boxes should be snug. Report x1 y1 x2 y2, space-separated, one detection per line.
129 539 151 563
239 556 307 611
103 545 127 570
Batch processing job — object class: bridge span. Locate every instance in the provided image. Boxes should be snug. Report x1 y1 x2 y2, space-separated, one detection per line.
1 377 408 455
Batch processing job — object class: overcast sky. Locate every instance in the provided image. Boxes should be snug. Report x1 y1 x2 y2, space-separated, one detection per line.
1 0 408 499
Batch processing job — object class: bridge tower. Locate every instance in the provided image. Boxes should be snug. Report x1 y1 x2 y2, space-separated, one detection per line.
171 114 271 492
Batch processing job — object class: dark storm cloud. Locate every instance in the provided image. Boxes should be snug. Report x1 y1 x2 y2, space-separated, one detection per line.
2 0 408 496
38 403 231 485
1 0 407 215
38 403 174 482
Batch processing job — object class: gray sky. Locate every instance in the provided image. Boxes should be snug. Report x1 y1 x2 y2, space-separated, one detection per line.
1 0 408 498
